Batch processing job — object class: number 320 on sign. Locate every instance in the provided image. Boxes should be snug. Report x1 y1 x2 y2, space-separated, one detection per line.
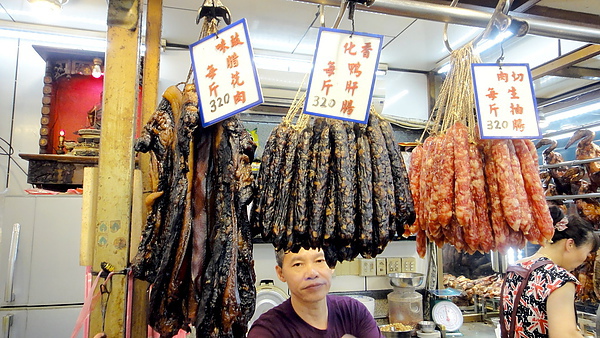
486 120 509 130
311 96 336 108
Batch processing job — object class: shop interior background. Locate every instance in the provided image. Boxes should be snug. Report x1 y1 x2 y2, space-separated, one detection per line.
0 0 599 304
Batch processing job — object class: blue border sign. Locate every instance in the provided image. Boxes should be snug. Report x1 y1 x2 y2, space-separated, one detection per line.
304 27 383 124
190 18 263 127
472 63 541 139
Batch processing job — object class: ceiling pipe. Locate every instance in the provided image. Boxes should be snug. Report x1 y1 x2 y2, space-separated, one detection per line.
292 0 600 44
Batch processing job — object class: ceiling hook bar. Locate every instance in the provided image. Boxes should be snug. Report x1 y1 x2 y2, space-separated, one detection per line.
442 0 529 54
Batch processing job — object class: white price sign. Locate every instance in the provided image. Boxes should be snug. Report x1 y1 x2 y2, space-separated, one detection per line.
472 63 541 139
304 28 383 124
190 18 263 127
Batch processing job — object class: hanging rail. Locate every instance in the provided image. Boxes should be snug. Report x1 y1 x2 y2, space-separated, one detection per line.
546 193 600 201
539 157 600 170
292 0 600 44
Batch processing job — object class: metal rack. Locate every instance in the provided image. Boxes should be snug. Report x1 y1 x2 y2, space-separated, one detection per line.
541 156 600 201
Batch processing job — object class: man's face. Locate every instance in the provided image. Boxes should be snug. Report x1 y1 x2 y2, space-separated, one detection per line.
276 248 334 304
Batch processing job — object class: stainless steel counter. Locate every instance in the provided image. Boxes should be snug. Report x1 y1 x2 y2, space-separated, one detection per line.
455 322 497 338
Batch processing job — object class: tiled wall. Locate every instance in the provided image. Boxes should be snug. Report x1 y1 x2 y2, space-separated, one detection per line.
253 240 425 294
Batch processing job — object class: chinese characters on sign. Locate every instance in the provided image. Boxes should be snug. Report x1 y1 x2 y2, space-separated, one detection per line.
190 19 263 127
304 28 383 124
472 63 541 139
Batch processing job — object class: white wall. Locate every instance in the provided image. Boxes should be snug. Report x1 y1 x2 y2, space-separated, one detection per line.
0 37 46 195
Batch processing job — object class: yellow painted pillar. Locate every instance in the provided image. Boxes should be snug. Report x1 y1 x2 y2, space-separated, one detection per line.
90 0 141 336
130 0 164 336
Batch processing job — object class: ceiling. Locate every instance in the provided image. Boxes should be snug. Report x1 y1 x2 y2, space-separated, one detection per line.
0 0 599 113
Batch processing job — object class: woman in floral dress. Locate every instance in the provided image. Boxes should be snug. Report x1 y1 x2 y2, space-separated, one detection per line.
500 208 599 338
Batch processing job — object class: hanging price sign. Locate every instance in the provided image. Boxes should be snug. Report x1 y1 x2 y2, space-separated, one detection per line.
472 63 541 139
304 27 383 124
190 18 263 127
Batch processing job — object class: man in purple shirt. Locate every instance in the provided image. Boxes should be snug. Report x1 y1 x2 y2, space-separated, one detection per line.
247 248 384 338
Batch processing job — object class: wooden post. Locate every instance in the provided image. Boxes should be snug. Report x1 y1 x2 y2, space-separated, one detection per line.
130 0 164 336
89 0 141 336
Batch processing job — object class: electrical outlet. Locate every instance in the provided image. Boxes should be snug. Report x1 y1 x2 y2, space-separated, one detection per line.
376 258 387 276
386 257 402 273
358 258 376 276
402 257 417 272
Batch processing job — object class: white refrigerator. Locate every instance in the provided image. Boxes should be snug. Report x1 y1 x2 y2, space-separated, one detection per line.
0 195 86 337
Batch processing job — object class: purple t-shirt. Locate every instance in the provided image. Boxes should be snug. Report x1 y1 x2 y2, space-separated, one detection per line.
247 295 384 338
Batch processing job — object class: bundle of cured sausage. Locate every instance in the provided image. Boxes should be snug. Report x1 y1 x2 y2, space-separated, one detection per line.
251 108 415 266
406 43 554 257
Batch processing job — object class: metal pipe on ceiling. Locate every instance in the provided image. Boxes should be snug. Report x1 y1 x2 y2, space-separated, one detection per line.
292 0 600 44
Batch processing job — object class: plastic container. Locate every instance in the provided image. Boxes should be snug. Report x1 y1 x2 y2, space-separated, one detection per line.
388 288 423 327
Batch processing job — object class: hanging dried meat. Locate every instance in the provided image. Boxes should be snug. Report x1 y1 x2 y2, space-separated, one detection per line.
132 83 257 337
407 42 555 257
250 107 414 265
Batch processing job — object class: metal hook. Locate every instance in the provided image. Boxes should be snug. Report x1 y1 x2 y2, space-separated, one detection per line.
496 40 505 70
443 0 528 53
196 0 231 26
332 0 349 29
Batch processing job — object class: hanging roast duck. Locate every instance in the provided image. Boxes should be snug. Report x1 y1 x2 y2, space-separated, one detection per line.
565 129 600 192
536 138 570 195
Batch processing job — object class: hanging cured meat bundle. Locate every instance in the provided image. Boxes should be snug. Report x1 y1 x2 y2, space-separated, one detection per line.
132 83 257 337
251 108 414 265
132 84 199 336
408 42 554 257
195 117 257 337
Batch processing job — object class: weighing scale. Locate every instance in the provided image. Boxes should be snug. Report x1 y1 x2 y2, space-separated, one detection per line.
429 288 464 336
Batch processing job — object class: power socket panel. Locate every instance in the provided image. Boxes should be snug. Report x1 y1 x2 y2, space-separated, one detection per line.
358 258 377 276
386 257 402 274
402 257 417 272
376 258 387 276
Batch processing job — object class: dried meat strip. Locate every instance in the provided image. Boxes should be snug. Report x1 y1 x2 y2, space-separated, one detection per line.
264 124 292 247
490 139 521 232
354 123 374 258
380 116 416 235
147 84 200 336
451 122 473 228
422 137 443 240
407 144 424 236
132 92 178 282
322 162 337 265
293 125 314 249
483 140 510 253
436 131 455 228
191 129 212 321
468 142 493 252
308 118 331 248
330 120 355 244
367 115 392 254
251 124 281 238
416 229 427 258
513 139 554 243
507 140 534 234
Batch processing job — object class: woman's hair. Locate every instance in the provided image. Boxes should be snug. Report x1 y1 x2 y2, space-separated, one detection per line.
550 206 599 252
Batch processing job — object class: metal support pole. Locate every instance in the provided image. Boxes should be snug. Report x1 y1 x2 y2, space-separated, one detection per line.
292 0 600 44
